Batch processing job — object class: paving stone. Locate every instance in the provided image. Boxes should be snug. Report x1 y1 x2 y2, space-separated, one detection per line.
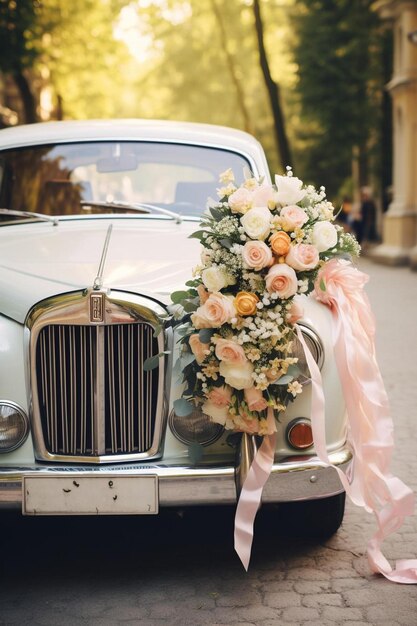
321 606 364 621
264 591 301 608
281 606 320 621
302 592 343 607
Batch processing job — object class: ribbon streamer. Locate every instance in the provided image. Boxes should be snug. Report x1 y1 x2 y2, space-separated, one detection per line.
234 410 276 570
301 260 417 583
235 259 417 582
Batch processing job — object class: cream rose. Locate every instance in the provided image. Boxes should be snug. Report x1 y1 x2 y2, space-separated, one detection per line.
215 338 247 364
242 240 273 270
191 292 236 328
202 401 229 425
279 205 308 231
228 187 253 214
188 334 210 364
244 387 268 412
286 243 319 271
219 360 254 390
202 265 236 292
275 174 306 205
265 263 298 298
240 207 271 241
311 221 338 252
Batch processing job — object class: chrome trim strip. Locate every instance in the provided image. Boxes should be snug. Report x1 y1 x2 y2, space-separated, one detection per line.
0 446 352 508
24 289 172 463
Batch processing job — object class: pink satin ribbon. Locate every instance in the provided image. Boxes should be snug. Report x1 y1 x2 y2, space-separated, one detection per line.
234 409 276 571
235 262 417 582
298 274 417 583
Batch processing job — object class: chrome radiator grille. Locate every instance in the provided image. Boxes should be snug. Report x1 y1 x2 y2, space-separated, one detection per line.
35 323 160 457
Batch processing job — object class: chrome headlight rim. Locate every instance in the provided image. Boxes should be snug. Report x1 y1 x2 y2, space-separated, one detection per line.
0 400 30 453
294 322 325 385
169 407 224 448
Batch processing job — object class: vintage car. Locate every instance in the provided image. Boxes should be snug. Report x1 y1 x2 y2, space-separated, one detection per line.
0 119 351 533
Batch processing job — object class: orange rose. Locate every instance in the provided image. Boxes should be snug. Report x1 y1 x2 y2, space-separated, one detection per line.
269 231 291 257
235 291 259 316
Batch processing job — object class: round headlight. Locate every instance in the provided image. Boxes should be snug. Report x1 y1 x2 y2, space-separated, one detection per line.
0 401 29 453
291 324 325 385
169 406 224 447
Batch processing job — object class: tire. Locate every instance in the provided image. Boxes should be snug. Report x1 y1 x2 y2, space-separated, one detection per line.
282 491 346 538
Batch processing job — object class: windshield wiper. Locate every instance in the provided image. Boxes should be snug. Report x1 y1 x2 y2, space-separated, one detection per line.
0 208 59 226
80 200 182 224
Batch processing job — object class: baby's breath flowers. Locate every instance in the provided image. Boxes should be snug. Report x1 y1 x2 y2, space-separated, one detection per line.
170 168 360 435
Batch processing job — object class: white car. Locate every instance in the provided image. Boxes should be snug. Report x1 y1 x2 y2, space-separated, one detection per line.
0 120 350 533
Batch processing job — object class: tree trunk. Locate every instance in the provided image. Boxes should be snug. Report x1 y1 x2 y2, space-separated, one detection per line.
13 71 37 124
210 0 253 134
252 0 292 170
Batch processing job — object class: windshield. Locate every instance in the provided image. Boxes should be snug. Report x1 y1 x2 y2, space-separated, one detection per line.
0 141 251 223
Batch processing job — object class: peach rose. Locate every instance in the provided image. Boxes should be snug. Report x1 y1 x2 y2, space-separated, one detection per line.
207 384 232 407
287 299 304 324
286 243 319 271
215 338 247 364
244 387 268 412
280 205 308 231
233 413 259 434
242 240 273 271
265 264 298 298
188 334 210 364
191 292 236 328
235 291 259 316
197 284 209 304
228 187 253 214
269 231 291 257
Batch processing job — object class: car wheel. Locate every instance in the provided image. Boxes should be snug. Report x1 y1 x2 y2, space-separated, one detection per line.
282 492 346 538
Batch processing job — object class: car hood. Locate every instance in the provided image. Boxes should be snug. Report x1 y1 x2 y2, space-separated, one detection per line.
0 217 201 323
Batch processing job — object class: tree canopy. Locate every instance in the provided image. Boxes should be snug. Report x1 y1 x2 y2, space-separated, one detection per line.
0 0 390 199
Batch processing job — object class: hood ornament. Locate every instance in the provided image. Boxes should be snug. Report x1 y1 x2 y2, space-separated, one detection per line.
93 224 113 291
89 224 113 323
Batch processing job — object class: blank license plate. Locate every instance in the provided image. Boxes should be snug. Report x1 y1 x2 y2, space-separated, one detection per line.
23 475 158 515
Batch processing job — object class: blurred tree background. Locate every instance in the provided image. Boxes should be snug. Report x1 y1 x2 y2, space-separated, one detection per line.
0 0 391 202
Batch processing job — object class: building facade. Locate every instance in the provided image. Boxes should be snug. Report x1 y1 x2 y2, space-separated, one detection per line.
374 0 417 268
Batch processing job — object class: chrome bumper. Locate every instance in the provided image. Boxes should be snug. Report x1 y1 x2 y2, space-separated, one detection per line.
0 447 352 511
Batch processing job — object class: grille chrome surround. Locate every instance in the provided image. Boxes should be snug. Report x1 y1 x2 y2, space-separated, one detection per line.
25 290 172 463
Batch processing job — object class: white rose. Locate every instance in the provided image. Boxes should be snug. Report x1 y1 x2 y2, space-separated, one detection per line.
312 221 338 252
202 401 228 425
219 361 254 390
275 174 306 205
240 207 271 241
202 266 236 292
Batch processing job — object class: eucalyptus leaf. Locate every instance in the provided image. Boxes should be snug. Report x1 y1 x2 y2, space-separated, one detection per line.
173 398 194 417
188 442 203 464
171 290 190 304
188 230 207 240
143 350 170 371
219 238 232 250
183 300 198 313
286 365 301 378
180 351 196 368
209 207 223 220
199 328 214 343
274 374 294 386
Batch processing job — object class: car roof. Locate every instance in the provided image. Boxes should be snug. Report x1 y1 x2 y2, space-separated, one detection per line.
0 119 263 156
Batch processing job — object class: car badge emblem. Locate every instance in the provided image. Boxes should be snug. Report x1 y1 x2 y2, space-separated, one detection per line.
90 292 105 323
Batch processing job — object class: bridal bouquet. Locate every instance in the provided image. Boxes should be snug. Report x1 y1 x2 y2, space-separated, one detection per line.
171 168 360 434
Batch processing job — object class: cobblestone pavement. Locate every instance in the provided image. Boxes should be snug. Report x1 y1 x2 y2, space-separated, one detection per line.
1 258 417 626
